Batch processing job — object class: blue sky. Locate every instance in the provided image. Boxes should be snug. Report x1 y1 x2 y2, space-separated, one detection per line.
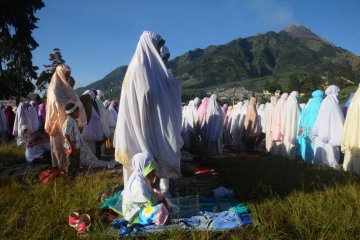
32 0 360 88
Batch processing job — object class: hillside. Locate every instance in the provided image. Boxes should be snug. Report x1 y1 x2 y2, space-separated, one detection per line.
76 24 360 100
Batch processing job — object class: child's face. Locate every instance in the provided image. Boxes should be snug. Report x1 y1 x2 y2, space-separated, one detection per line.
72 109 80 119
146 171 159 189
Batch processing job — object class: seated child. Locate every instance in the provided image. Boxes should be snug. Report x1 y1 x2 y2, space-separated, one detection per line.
62 103 81 178
122 152 170 225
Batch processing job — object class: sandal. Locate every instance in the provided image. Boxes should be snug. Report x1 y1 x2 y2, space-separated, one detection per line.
77 214 91 237
68 212 80 229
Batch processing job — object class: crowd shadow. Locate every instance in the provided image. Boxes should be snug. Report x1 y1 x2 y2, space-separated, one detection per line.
201 146 360 203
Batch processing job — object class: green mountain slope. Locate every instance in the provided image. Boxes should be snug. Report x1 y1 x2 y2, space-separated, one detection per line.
76 24 360 100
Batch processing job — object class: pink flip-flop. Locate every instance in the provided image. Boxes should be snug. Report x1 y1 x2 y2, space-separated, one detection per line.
68 212 80 229
77 214 91 237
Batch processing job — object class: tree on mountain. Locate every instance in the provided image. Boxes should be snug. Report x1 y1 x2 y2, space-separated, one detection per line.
0 0 44 101
36 48 76 92
301 74 319 94
288 74 301 92
264 79 282 93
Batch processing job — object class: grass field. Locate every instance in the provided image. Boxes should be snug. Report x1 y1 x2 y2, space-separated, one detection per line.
1 145 360 239
0 144 26 166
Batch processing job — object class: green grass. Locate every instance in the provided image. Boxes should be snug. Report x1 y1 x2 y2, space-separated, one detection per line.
1 146 360 239
0 144 26 166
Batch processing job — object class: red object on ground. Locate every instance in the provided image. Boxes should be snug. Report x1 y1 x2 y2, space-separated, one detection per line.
38 168 65 184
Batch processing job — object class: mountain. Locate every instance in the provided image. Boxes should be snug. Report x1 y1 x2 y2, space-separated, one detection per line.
76 24 360 100
75 66 127 96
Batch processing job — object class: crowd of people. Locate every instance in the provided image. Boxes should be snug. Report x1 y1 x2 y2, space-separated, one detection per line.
181 86 360 176
0 71 119 169
1 30 360 227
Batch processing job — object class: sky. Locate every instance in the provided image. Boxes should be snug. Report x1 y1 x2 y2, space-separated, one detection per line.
32 0 360 89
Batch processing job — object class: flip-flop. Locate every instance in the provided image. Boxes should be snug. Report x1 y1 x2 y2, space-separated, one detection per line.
68 212 80 229
77 214 91 237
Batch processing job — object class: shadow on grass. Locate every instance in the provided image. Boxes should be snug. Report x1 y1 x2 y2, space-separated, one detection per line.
0 144 25 166
204 150 360 203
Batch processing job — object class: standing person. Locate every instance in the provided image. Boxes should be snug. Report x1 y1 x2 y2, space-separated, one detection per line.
114 31 182 187
223 105 233 146
257 104 266 131
197 97 209 128
281 91 301 159
4 106 15 141
62 103 81 178
343 92 354 118
229 101 244 150
221 104 228 115
270 93 289 156
108 100 118 146
96 90 111 155
342 85 360 174
312 85 344 169
13 102 32 146
182 100 199 150
243 97 260 150
202 94 225 156
0 106 9 143
81 90 104 158
28 101 39 133
45 64 87 170
262 96 277 153
38 103 46 130
297 90 324 162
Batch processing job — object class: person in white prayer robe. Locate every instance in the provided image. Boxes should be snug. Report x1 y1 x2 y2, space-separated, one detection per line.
182 100 199 150
81 90 105 158
262 97 277 153
270 93 289 156
202 94 225 156
312 85 344 169
114 31 182 190
342 85 360 174
229 102 244 150
281 91 301 159
45 65 115 169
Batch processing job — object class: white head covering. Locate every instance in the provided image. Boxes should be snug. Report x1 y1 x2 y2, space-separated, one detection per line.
203 94 225 141
122 152 156 203
103 100 110 109
193 97 200 110
96 89 104 100
83 89 96 100
108 101 118 127
183 100 199 133
114 31 182 178
45 64 86 136
312 85 344 146
13 102 32 136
